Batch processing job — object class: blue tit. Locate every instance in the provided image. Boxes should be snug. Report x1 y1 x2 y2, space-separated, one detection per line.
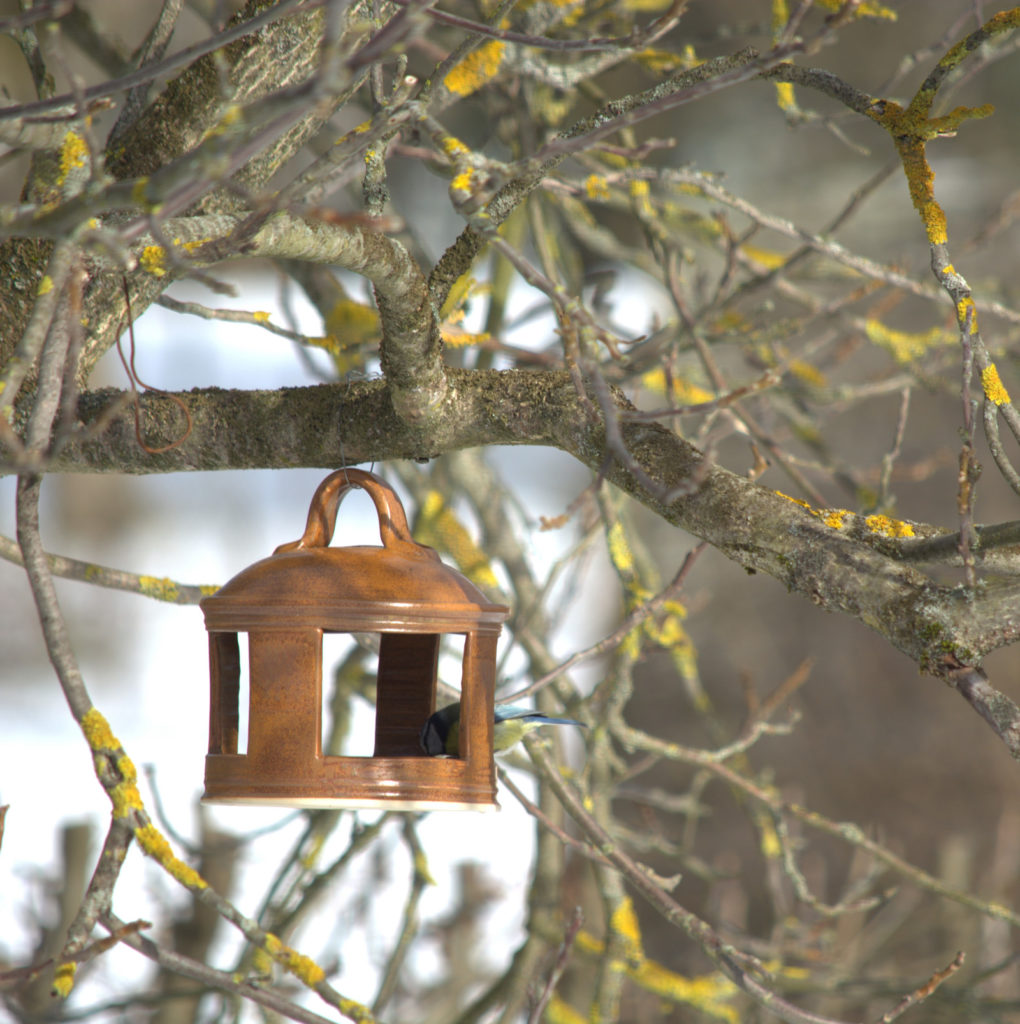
420 701 585 756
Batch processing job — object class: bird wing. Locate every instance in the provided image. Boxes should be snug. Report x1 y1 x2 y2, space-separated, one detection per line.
493 704 542 721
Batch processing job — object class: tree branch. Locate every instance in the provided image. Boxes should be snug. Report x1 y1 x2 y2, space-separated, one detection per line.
40 369 1020 682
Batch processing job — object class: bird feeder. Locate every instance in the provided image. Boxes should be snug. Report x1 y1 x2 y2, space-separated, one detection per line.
200 468 509 811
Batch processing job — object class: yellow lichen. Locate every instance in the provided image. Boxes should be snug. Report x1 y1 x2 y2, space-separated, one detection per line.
956 295 979 334
620 627 642 660
621 0 674 10
762 958 811 981
548 0 585 24
864 514 915 539
822 509 851 530
905 146 947 245
116 755 137 783
774 82 796 111
334 121 371 148
800 506 915 539
645 601 689 651
628 178 654 216
667 628 699 683
789 359 827 388
630 960 739 1022
450 167 475 193
298 833 326 871
215 104 243 130
870 87 991 248
610 897 643 958
138 245 168 277
417 490 500 590
759 820 781 859
658 609 690 640
709 309 747 333
134 823 208 890
37 275 53 295
440 272 487 321
112 775 144 819
321 302 380 373
440 135 470 157
641 369 714 405
985 899 1015 919
81 708 119 751
815 0 895 17
251 945 274 976
741 244 788 270
634 46 697 74
201 103 244 144
253 311 271 324
867 105 941 239
864 319 951 363
444 41 505 97
58 130 89 185
981 363 1011 406
599 151 631 171
138 575 181 602
574 915 738 1022
775 491 811 510
180 237 213 254
771 0 789 34
413 849 437 886
52 961 77 999
675 380 714 405
441 327 491 347
584 174 610 201
263 932 327 986
606 520 634 574
325 299 380 346
545 996 588 1024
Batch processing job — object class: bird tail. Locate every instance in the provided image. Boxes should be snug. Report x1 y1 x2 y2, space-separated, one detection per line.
535 715 585 727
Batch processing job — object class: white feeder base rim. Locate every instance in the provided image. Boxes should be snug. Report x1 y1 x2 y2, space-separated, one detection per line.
201 795 500 812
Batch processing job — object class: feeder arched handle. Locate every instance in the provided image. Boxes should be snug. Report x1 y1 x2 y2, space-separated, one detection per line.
274 469 434 557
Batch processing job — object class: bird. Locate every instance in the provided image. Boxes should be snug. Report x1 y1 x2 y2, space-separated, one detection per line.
420 701 585 756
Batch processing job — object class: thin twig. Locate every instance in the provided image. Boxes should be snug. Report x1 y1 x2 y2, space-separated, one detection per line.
101 913 342 1024
504 542 707 702
0 532 215 604
875 951 965 1024
527 906 583 1024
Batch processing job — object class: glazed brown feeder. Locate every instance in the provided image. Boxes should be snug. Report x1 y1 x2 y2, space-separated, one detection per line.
200 469 509 811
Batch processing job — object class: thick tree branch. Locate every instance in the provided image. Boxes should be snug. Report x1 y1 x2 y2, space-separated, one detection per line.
40 370 1020 681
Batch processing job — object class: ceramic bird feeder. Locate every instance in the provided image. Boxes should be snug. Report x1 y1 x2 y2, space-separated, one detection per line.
200 469 509 811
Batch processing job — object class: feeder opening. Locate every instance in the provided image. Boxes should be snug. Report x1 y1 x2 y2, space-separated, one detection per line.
322 632 466 759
